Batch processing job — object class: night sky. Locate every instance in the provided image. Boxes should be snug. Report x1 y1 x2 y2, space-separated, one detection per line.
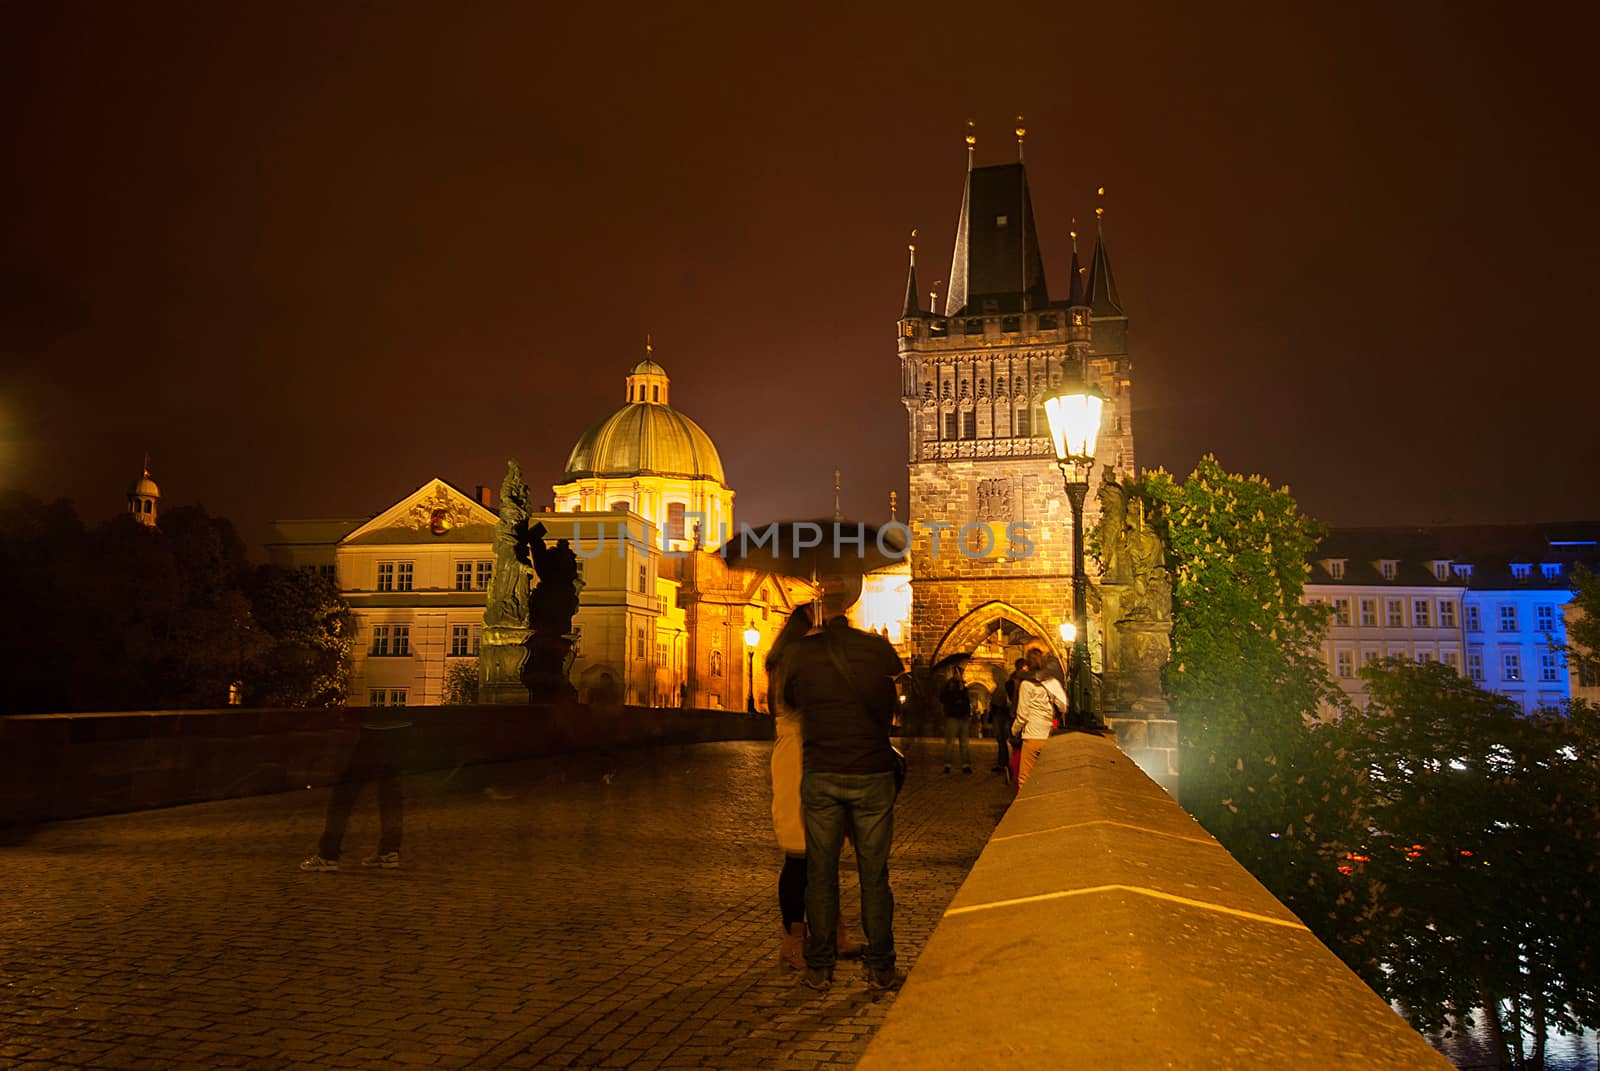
4 2 1597 554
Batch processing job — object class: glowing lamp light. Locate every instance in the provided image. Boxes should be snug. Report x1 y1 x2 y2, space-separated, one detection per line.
744 627 760 649
1059 621 1077 644
1043 381 1107 464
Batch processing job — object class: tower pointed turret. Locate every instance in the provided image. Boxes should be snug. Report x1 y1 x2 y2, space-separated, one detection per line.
902 230 921 318
943 124 1048 317
1084 190 1123 318
1067 222 1086 308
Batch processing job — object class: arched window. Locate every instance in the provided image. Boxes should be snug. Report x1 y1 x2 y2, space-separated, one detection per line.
652 385 660 402
610 499 630 513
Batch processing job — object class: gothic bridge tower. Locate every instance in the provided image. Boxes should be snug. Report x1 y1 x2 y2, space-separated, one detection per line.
898 126 1136 689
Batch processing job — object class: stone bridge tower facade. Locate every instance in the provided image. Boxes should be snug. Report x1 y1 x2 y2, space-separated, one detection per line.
898 140 1135 691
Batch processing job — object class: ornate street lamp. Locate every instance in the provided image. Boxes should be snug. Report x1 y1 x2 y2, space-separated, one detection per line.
744 626 761 713
1043 372 1107 732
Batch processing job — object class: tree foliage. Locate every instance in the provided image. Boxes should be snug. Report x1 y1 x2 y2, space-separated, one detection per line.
443 659 480 705
1564 565 1600 689
245 565 356 707
1327 661 1599 1067
0 492 352 713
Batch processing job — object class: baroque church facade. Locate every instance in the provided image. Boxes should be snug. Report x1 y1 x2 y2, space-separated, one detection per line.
896 140 1136 693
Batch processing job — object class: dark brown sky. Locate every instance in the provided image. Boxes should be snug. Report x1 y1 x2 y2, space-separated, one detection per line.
4 1 1597 553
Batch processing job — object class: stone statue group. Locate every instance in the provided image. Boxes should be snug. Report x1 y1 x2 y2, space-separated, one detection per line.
483 460 584 702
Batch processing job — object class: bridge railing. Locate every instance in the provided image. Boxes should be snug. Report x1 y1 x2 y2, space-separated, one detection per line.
858 732 1453 1071
0 704 771 827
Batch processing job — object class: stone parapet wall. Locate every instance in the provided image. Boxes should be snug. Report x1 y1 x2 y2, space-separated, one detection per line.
858 733 1451 1071
0 705 772 827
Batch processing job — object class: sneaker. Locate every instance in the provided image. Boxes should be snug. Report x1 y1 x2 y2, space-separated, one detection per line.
863 965 907 991
361 851 400 869
962 765 973 774
299 854 338 872
802 967 832 992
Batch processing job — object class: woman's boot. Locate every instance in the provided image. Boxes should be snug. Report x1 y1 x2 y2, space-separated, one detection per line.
779 923 806 970
835 913 865 959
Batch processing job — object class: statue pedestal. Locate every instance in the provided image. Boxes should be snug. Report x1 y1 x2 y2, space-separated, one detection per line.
480 625 532 705
521 630 578 703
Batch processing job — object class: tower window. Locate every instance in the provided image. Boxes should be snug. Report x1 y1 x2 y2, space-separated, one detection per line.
652 385 659 402
962 410 976 438
944 412 957 439
667 503 686 541
964 319 983 336
1015 407 1030 437
1001 317 1020 334
1037 314 1057 331
610 500 630 513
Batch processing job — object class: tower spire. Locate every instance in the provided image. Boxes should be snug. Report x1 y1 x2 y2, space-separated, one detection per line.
1084 187 1124 317
1068 221 1085 307
902 229 921 318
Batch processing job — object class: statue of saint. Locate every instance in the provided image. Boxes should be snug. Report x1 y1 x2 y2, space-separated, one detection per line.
1096 470 1129 583
484 461 534 629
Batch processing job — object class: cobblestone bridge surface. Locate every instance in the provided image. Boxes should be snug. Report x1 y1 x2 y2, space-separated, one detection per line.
2 740 1013 1070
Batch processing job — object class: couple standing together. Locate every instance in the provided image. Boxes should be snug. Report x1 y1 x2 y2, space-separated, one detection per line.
768 582 906 994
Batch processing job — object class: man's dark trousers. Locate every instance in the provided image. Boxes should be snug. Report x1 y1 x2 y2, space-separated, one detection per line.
801 769 896 974
318 726 407 860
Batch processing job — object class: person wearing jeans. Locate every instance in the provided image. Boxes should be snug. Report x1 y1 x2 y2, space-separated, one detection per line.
301 711 414 872
781 579 906 992
940 673 972 773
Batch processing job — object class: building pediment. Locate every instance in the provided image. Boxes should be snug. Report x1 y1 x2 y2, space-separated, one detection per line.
341 479 498 546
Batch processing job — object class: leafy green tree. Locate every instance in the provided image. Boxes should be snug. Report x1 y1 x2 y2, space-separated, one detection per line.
444 659 479 705
244 566 356 707
1329 661 1599 1069
1564 565 1600 689
1134 458 1365 953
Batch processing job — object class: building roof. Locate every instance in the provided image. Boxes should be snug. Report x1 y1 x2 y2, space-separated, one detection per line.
1308 524 1600 590
563 396 727 485
630 358 667 376
944 162 1049 317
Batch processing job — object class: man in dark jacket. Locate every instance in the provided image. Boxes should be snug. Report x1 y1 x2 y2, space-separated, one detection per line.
939 672 973 774
782 585 906 992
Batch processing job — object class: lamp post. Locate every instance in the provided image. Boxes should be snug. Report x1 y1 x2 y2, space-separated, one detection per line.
1043 373 1106 732
744 626 761 713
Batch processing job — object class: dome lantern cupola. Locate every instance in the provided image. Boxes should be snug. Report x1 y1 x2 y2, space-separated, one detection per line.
127 453 160 527
626 339 670 405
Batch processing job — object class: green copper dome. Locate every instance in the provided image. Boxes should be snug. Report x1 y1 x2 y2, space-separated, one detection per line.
563 401 727 484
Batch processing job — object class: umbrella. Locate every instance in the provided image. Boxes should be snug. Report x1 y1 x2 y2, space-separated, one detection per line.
931 651 973 676
716 518 908 581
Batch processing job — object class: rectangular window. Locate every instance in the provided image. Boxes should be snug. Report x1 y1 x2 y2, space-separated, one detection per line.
1000 316 1020 334
1499 605 1518 632
470 624 480 655
636 626 647 659
1503 651 1522 682
1535 605 1555 633
1359 599 1377 627
1015 407 1030 437
1439 601 1457 629
377 563 395 592
1417 651 1434 665
1540 563 1561 581
389 688 407 707
1388 647 1408 660
944 411 958 439
371 625 391 656
657 643 668 666
1540 650 1561 682
476 561 493 590
1328 560 1346 580
450 624 471 657
1336 650 1354 678
1333 599 1351 627
455 562 474 591
1467 651 1483 682
1465 604 1481 632
667 503 686 541
1453 563 1474 579
393 625 410 656
638 564 648 594
1432 561 1451 581
964 319 983 337
1413 600 1430 628
395 562 413 592
1380 560 1398 581
1386 599 1404 628
1511 563 1531 580
962 410 976 438
370 688 387 707
1442 650 1460 673
318 563 337 582
1037 314 1057 331
1363 649 1381 666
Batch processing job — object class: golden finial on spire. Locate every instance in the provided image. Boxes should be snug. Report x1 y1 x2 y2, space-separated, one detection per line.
909 227 917 260
1096 186 1106 226
1015 115 1026 160
964 119 976 169
1070 218 1078 253
646 332 653 356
